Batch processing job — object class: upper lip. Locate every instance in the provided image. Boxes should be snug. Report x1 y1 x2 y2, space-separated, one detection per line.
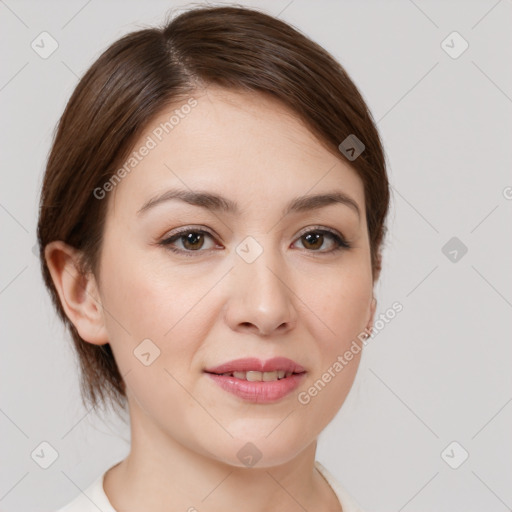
204 357 306 374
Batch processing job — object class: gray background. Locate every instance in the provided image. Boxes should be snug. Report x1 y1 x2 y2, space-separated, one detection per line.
1 0 511 510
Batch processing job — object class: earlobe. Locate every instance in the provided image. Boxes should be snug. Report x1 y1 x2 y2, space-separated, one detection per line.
44 241 108 345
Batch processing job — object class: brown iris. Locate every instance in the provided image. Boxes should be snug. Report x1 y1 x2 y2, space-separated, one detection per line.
181 232 206 250
301 232 324 250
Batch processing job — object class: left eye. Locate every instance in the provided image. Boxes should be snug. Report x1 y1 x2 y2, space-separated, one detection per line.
293 229 350 252
159 227 350 257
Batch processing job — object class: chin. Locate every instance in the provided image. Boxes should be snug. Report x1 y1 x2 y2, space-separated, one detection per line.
203 426 312 470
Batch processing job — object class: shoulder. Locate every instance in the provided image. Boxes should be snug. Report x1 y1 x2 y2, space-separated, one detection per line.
53 471 116 512
314 460 366 512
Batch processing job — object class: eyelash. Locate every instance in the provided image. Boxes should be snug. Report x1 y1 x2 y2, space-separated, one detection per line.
158 225 351 258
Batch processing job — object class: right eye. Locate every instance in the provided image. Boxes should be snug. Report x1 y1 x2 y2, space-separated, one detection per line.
159 228 221 257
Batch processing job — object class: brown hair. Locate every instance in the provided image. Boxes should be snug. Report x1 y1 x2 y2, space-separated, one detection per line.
37 5 390 412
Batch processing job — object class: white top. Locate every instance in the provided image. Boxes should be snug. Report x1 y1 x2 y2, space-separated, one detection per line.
55 460 364 511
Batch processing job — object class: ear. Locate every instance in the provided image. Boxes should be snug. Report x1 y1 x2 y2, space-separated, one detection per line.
366 296 377 335
372 250 383 283
44 240 108 345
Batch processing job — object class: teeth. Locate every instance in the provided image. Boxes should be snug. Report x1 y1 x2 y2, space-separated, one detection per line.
227 370 292 381
246 371 263 382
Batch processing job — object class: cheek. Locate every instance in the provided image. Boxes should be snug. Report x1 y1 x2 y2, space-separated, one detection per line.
96 253 209 418
97 243 219 378
299 259 373 345
293 262 371 419
99 237 197 334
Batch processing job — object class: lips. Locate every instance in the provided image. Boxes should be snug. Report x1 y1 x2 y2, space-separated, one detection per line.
204 357 305 375
204 357 306 403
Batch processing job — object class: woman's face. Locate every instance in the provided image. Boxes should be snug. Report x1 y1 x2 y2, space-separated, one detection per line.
96 86 376 467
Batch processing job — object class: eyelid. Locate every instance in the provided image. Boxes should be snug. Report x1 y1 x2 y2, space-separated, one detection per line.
295 224 342 239
162 225 216 239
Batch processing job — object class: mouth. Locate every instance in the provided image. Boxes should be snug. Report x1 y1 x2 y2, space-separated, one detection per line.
204 357 306 403
206 369 299 381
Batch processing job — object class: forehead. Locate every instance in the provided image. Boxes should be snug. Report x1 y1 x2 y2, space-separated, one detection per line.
108 86 364 218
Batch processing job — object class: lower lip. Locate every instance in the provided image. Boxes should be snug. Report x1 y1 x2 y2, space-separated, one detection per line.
205 372 306 403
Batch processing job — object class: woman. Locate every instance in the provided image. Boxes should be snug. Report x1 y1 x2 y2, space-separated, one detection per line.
37 5 390 511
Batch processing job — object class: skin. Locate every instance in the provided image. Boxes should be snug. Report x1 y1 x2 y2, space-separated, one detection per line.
46 86 377 511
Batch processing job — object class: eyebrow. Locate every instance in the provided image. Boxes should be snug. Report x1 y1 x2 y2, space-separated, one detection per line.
137 188 361 219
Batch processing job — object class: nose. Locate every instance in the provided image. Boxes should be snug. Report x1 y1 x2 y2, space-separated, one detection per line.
223 242 297 337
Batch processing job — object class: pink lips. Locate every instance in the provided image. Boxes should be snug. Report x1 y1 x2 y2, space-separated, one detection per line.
205 357 305 375
204 357 306 404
